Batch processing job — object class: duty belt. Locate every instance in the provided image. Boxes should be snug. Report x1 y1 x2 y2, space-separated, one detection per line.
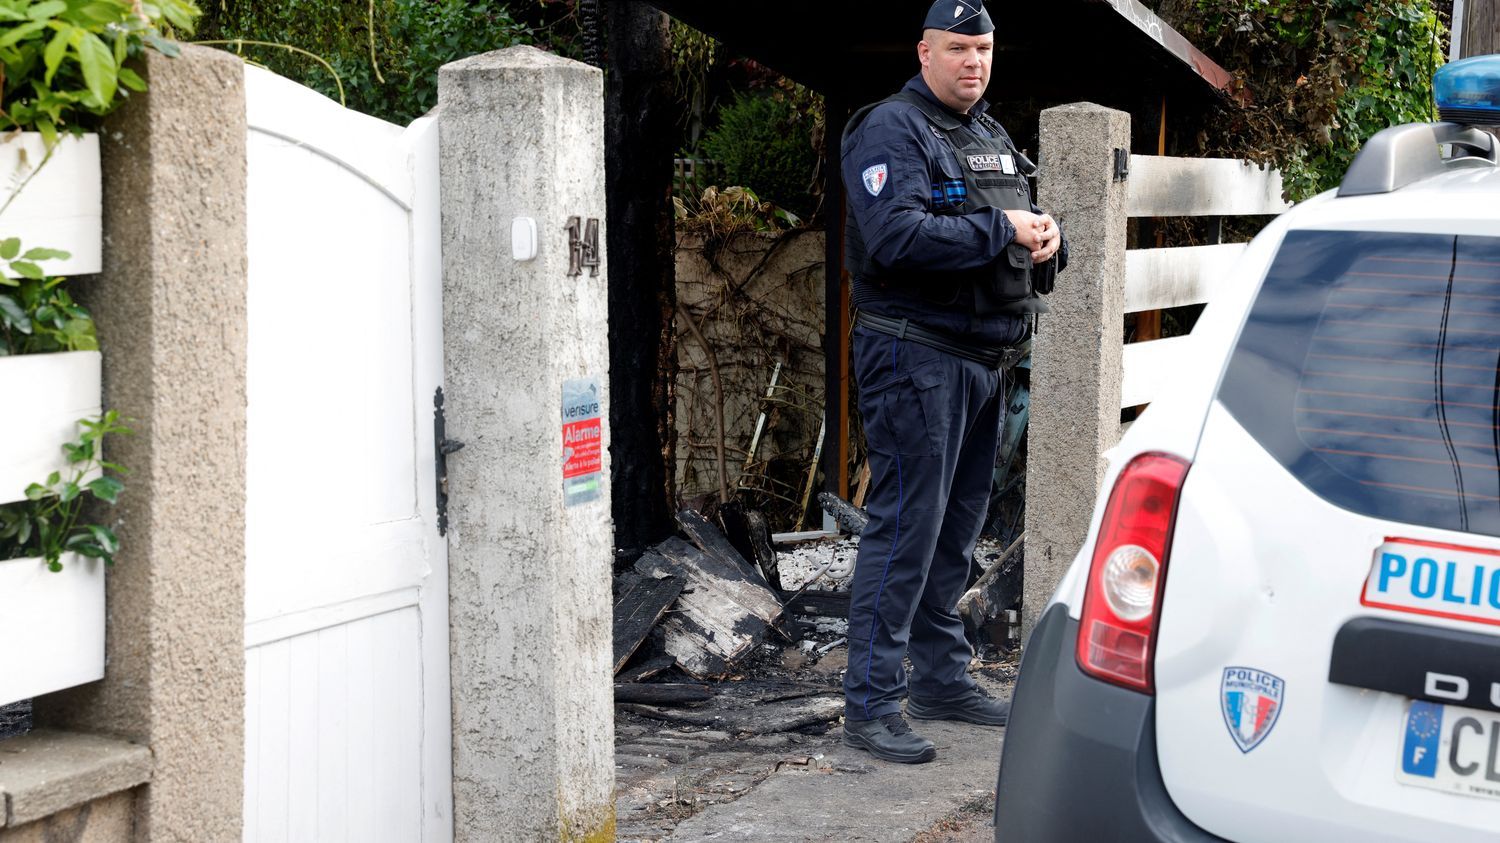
854 310 1025 371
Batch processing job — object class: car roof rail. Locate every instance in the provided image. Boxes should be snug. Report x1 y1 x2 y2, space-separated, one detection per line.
1337 122 1497 197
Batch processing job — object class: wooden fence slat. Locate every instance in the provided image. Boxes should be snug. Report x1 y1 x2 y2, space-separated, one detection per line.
1121 335 1195 409
1128 155 1292 217
1125 243 1248 312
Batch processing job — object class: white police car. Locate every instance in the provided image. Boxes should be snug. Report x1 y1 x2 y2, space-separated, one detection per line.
994 55 1500 842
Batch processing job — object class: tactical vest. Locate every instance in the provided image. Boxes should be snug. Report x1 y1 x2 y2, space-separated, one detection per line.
844 90 1052 317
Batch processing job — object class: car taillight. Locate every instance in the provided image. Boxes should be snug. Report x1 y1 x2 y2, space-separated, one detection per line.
1075 452 1190 694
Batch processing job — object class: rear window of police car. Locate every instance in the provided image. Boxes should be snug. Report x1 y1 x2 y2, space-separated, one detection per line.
1220 230 1500 536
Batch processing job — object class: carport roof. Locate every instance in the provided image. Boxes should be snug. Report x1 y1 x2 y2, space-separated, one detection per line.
642 0 1239 107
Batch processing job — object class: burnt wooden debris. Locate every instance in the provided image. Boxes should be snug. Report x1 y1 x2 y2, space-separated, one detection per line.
620 692 843 735
680 507 802 644
782 589 850 620
616 653 676 684
618 679 844 734
956 533 1025 633
613 573 686 674
816 492 868 536
634 534 785 680
0 699 31 740
613 682 713 705
676 508 764 581
612 507 862 708
688 506 806 643
717 502 779 589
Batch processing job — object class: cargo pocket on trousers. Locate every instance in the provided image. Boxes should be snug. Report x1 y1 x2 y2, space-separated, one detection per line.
877 364 948 457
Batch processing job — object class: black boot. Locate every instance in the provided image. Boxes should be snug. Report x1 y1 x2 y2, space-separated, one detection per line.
842 713 937 763
906 687 1009 726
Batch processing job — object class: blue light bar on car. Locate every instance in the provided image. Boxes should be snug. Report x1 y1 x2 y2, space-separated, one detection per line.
1434 54 1500 126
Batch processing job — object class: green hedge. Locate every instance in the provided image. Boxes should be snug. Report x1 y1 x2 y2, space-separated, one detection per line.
198 0 533 125
1170 0 1445 200
700 91 818 219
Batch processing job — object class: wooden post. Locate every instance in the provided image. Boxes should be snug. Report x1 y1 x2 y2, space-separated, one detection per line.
604 1 677 560
1457 0 1498 57
822 96 850 508
1133 96 1169 344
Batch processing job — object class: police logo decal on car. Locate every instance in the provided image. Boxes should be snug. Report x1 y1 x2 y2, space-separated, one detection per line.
1220 667 1285 753
862 163 889 197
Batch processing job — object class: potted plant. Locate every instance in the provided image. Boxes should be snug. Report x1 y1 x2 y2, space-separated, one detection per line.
0 0 198 708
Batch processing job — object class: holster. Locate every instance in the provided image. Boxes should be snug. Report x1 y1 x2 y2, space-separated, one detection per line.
972 243 1032 314
1033 253 1057 295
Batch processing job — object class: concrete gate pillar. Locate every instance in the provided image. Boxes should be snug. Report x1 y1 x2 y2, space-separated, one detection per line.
438 46 615 841
35 46 248 841
1024 103 1131 639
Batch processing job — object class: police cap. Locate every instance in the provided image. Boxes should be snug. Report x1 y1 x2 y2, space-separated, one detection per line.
922 0 995 36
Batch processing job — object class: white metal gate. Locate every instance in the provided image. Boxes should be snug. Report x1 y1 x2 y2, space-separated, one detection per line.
241 66 451 842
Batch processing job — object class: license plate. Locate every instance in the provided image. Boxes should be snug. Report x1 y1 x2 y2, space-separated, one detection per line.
1363 538 1500 628
1397 700 1500 801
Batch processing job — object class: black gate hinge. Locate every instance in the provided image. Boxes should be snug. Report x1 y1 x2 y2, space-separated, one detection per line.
434 387 465 536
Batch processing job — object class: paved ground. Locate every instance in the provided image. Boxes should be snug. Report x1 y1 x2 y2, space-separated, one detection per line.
665 716 1002 842
615 667 1010 843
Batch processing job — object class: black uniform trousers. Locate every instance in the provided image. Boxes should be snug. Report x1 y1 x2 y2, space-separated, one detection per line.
843 324 1006 721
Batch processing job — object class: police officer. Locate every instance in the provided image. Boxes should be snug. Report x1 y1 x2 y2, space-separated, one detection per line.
839 0 1066 764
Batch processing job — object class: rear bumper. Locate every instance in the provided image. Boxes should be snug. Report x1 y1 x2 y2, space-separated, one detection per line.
993 604 1226 843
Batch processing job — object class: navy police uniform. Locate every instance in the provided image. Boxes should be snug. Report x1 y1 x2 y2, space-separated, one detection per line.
841 1 1066 727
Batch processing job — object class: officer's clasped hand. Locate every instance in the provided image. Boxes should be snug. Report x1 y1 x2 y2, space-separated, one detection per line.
1032 213 1061 264
1003 209 1061 264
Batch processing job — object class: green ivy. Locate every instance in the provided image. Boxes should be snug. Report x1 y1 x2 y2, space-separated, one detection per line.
1170 0 1444 200
197 0 535 125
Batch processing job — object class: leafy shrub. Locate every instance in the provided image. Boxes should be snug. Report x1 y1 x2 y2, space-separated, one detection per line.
0 0 201 144
700 91 818 219
198 0 533 125
1168 0 1444 200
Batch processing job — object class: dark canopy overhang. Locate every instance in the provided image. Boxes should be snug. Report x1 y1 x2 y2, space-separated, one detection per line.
643 0 1239 109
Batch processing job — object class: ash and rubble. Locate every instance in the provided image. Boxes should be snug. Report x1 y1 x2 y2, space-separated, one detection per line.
775 536 858 591
611 499 1021 841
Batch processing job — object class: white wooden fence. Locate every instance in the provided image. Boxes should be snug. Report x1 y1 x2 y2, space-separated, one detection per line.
1119 156 1290 408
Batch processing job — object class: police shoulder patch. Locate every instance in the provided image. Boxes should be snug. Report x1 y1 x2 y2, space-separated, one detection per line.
862 163 889 197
